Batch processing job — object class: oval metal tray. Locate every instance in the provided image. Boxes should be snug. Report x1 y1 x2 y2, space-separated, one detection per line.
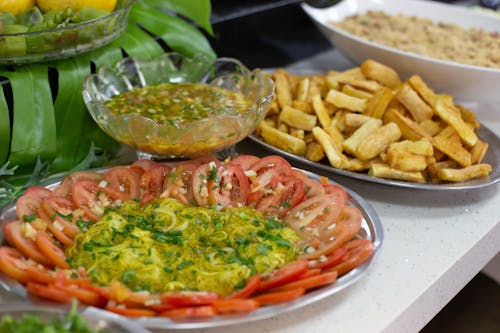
248 124 500 191
0 167 384 330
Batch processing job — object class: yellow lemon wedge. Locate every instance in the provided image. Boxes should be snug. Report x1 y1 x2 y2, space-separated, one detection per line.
36 0 117 13
0 0 36 15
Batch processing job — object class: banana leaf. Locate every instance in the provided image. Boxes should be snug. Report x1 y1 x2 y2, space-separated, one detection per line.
4 65 57 166
0 81 9 164
0 0 215 185
143 0 214 35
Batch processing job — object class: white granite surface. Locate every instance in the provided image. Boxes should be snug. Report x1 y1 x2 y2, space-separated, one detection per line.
152 49 500 333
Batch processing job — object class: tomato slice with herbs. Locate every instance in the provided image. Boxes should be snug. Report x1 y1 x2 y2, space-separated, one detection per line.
140 164 171 199
71 180 105 222
4 220 54 267
54 284 107 307
15 186 52 222
230 155 260 171
259 259 309 291
54 171 103 199
41 196 80 238
102 166 142 201
162 160 200 205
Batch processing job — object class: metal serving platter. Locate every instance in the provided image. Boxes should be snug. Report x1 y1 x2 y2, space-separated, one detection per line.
0 167 383 331
248 124 500 190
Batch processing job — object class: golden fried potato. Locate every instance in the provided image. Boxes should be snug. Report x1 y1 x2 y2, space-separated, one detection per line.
384 108 431 141
432 126 472 167
470 139 489 164
435 97 478 147
387 149 428 172
312 94 332 129
355 122 402 161
408 75 439 109
325 90 366 113
305 142 325 162
342 118 382 156
342 84 373 99
396 83 434 122
312 126 349 169
259 122 306 155
273 70 292 109
279 105 317 131
364 87 394 119
389 140 434 156
437 164 492 182
369 162 426 183
361 59 401 89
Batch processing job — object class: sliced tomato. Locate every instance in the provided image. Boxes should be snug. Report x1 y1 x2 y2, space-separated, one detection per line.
24 265 56 285
160 305 216 319
34 232 70 269
106 306 156 317
284 193 347 238
162 160 200 204
160 291 221 307
4 220 54 267
131 159 159 172
230 155 260 171
302 176 325 198
303 205 363 260
322 184 348 208
328 239 375 276
41 196 80 237
140 164 171 199
247 156 293 203
54 284 107 307
193 162 250 207
253 176 305 217
102 166 142 201
309 247 347 270
227 274 261 299
252 287 305 305
81 284 114 301
296 268 322 280
0 246 30 283
71 180 103 222
27 281 72 303
54 171 103 199
15 186 52 222
272 271 338 292
214 299 259 314
259 260 309 291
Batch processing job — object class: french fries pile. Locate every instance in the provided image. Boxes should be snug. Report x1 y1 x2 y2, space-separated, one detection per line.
255 59 492 183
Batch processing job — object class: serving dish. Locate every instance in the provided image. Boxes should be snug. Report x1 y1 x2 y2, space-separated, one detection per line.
0 302 152 333
0 162 383 330
249 123 500 190
301 0 500 103
83 53 274 159
0 0 134 65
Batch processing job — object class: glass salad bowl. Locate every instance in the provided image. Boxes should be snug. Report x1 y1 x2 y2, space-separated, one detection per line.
0 0 134 65
82 53 275 159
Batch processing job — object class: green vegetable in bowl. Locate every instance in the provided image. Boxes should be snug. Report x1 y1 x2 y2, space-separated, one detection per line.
0 25 28 56
0 301 109 333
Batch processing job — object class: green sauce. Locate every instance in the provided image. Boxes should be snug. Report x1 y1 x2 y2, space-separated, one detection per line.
66 198 299 296
104 83 252 126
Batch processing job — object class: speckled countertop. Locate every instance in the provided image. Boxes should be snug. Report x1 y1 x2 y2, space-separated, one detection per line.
158 49 500 333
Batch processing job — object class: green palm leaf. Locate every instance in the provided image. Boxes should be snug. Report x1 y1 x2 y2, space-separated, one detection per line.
0 0 215 184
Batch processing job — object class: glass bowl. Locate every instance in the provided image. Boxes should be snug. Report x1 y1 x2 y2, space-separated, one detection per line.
0 0 134 65
0 302 152 333
82 53 275 159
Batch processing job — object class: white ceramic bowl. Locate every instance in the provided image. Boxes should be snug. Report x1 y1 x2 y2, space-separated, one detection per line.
302 0 500 103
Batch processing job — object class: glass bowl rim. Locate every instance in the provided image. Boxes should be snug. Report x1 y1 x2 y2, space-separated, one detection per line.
0 0 135 37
